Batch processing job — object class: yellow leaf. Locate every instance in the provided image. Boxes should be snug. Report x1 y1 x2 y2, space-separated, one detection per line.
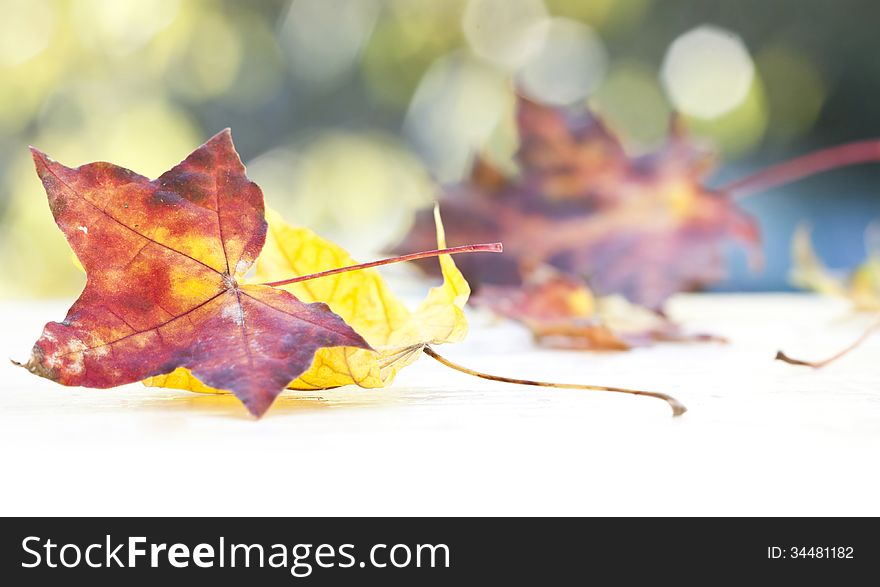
144 205 469 393
789 224 847 297
789 223 880 310
849 256 880 311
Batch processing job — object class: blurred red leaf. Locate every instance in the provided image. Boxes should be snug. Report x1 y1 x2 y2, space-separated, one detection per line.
397 96 760 310
473 266 722 350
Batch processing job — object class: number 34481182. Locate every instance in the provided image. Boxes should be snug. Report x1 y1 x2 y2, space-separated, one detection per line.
768 547 854 559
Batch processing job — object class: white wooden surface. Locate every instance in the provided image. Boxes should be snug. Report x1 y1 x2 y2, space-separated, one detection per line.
1 293 878 516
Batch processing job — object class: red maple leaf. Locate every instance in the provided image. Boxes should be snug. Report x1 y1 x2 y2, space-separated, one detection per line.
20 130 370 417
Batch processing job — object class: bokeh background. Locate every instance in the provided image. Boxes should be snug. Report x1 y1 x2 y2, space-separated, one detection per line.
2 0 879 298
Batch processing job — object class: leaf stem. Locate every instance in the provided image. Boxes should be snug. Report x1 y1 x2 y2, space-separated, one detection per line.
721 139 880 199
261 242 503 287
775 314 880 369
422 346 687 416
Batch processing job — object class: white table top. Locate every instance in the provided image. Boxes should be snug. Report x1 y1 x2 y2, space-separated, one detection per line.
1 293 877 516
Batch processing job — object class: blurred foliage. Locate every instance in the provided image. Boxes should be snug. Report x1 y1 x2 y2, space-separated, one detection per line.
0 0 878 298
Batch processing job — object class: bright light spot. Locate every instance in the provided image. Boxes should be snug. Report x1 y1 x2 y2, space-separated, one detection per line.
176 14 243 100
463 0 548 70
405 52 512 182
251 134 433 254
661 25 755 119
0 52 65 133
110 106 201 177
247 146 329 237
518 18 607 105
93 99 200 178
757 46 825 140
280 0 380 88
593 61 671 146
0 0 56 66
73 0 180 55
684 76 768 158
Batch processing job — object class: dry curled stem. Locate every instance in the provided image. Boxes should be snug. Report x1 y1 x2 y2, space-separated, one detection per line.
776 314 880 369
422 346 686 416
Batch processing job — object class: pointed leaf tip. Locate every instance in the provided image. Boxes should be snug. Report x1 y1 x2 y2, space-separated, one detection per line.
199 128 235 152
29 146 47 162
213 128 233 141
29 147 57 176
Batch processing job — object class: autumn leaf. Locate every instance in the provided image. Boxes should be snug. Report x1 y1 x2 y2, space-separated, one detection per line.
790 223 880 311
147 205 471 394
473 265 721 351
396 95 759 311
473 268 628 351
17 130 370 417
